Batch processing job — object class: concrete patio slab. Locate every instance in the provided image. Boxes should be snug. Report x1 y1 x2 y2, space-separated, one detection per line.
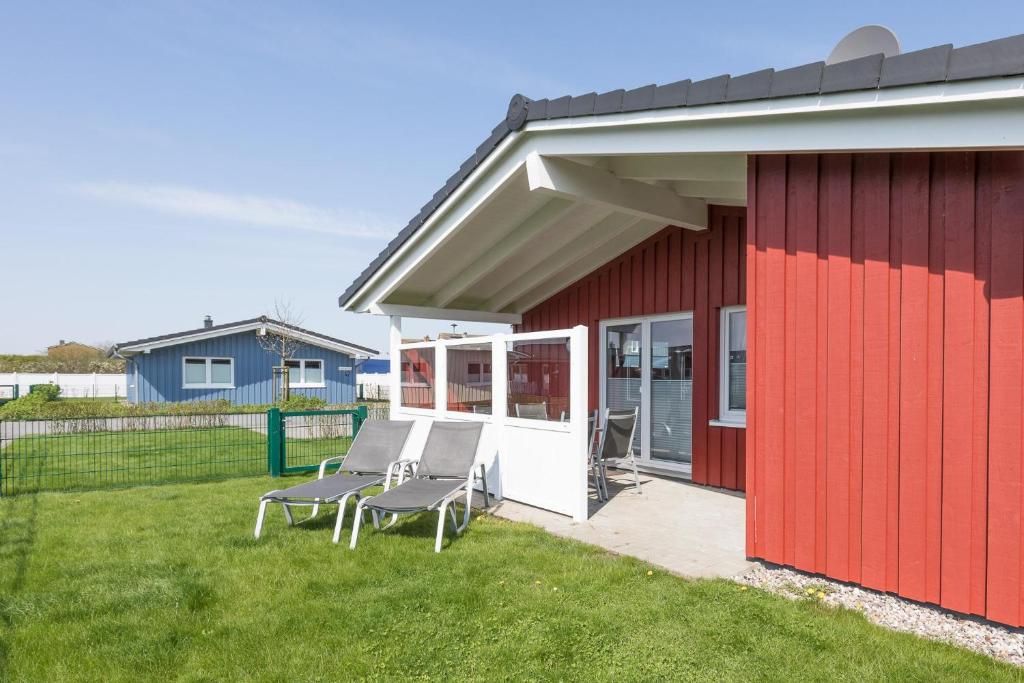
488 470 753 579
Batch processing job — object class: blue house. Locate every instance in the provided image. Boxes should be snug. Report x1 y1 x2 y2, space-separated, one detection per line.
111 316 377 405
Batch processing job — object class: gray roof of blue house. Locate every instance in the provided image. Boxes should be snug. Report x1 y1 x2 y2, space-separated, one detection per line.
338 32 1024 308
112 316 378 356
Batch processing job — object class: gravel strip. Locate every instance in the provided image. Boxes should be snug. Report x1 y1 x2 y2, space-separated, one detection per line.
736 563 1024 667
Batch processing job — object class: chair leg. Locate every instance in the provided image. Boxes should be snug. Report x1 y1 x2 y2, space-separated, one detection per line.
631 457 642 494
332 493 356 544
282 503 295 525
349 499 368 549
449 502 459 533
435 500 451 553
254 499 270 539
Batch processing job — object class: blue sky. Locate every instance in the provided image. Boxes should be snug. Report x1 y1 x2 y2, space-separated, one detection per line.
2 2 1021 354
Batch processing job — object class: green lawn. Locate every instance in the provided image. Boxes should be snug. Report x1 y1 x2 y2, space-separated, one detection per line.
1 428 350 494
0 478 1020 681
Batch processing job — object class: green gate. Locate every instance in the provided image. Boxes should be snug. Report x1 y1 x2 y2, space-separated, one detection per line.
266 406 368 476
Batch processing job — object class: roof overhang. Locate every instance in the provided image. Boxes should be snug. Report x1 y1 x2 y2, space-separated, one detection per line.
115 321 376 357
342 76 1024 321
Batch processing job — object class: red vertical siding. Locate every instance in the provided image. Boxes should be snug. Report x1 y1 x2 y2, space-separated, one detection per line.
748 151 1024 627
518 206 747 492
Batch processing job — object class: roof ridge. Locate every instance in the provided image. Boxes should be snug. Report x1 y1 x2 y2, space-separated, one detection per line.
114 317 377 355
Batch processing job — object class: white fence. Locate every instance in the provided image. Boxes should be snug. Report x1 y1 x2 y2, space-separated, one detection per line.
390 326 589 521
0 372 126 399
356 373 390 401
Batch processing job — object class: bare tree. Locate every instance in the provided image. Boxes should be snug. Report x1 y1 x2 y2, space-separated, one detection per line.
256 300 306 401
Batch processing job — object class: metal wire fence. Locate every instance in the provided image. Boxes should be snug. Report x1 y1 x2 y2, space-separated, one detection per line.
0 404 393 496
0 413 271 495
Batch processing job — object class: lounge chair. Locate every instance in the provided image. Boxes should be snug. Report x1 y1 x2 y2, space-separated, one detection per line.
594 407 641 496
514 402 548 420
350 421 487 553
254 420 414 543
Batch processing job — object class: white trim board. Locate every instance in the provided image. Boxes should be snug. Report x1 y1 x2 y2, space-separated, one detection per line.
342 78 1024 314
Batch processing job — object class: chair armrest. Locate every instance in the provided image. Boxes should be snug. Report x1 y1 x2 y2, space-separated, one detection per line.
317 455 346 479
385 458 419 490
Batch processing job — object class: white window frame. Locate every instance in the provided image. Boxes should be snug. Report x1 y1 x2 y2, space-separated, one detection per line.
716 305 747 427
182 356 235 389
284 358 326 388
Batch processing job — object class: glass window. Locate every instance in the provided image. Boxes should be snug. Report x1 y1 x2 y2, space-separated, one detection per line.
285 359 324 386
183 357 233 388
720 307 747 422
184 358 207 385
285 360 301 387
507 337 570 421
447 343 492 414
605 322 642 431
210 359 233 385
400 347 435 409
304 360 323 385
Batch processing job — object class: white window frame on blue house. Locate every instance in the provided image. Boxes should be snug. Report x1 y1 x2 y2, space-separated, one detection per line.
182 356 235 389
285 359 325 388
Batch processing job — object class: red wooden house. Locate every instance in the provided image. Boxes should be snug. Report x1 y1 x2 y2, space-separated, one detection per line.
339 31 1024 626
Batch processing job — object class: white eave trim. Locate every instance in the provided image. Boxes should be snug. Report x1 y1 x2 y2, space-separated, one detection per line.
341 76 1024 313
117 322 374 357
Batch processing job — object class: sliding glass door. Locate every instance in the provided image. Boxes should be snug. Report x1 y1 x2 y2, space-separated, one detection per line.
601 314 693 477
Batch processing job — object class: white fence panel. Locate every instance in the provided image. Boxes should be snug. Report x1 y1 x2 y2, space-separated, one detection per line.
390 325 589 521
0 372 127 399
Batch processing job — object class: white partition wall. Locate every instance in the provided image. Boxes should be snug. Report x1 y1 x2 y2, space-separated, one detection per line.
389 324 589 521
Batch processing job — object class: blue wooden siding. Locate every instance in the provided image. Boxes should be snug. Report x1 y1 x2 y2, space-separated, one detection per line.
125 331 356 405
359 358 390 374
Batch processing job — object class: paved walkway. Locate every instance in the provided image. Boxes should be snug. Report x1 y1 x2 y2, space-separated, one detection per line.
489 470 753 579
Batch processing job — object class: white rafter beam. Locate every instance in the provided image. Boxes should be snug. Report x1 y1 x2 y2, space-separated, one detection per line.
526 153 707 230
369 304 521 325
486 214 648 312
606 154 747 181
430 198 576 308
512 221 666 312
672 179 747 201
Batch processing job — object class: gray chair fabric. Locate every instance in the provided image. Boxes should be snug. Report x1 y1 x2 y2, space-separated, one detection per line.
263 474 386 503
337 420 416 475
515 402 548 420
261 420 414 504
255 419 416 542
413 421 484 479
360 478 470 512
351 421 486 552
595 407 642 495
600 409 637 460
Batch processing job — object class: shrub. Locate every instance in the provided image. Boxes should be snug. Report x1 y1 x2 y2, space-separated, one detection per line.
29 384 62 401
278 394 327 411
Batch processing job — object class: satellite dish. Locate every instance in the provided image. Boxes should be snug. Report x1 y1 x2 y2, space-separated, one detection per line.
826 25 901 65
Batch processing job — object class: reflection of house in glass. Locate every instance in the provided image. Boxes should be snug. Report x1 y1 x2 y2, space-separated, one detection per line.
399 347 435 409
507 338 570 421
447 342 493 414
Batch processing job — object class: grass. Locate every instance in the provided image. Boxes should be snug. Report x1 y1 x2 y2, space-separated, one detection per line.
1 428 351 494
0 478 1020 681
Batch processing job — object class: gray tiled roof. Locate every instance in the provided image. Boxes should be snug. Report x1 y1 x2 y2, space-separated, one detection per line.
113 316 378 355
339 33 1024 308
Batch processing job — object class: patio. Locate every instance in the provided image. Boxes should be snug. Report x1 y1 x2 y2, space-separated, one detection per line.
489 469 752 579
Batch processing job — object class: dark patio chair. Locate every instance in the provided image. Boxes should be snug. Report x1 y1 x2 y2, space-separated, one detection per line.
595 407 641 495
